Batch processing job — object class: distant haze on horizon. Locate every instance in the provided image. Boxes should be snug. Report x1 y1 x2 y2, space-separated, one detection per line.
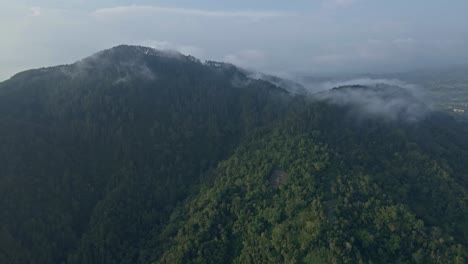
1 0 468 81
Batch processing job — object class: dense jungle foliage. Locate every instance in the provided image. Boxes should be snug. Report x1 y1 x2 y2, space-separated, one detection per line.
0 46 466 263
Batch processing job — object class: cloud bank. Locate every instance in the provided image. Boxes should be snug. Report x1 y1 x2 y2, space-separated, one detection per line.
313 79 432 122
93 5 290 20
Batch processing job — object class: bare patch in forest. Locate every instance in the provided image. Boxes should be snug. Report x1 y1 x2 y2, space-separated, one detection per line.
269 169 288 188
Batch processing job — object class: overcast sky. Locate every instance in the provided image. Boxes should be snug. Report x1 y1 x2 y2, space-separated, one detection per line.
1 0 468 81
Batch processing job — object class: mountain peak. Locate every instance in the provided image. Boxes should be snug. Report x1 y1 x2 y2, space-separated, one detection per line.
95 45 183 59
79 45 185 65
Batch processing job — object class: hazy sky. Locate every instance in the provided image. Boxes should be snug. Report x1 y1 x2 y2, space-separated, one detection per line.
1 0 468 80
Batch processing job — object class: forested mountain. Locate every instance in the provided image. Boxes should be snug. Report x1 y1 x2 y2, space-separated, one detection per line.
0 45 467 264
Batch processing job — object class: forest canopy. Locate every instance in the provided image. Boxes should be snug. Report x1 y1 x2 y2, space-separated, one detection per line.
0 46 466 264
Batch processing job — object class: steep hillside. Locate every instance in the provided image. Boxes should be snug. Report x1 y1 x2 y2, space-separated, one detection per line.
0 45 290 264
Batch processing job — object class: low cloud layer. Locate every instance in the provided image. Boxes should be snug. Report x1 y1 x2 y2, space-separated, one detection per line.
313 79 431 122
313 78 417 92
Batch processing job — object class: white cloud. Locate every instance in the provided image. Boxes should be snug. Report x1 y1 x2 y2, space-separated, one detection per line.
224 49 267 69
139 40 205 58
141 40 172 50
1 2 467 81
177 45 204 58
93 5 290 20
322 0 361 8
30 7 41 17
393 38 416 48
318 78 417 91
